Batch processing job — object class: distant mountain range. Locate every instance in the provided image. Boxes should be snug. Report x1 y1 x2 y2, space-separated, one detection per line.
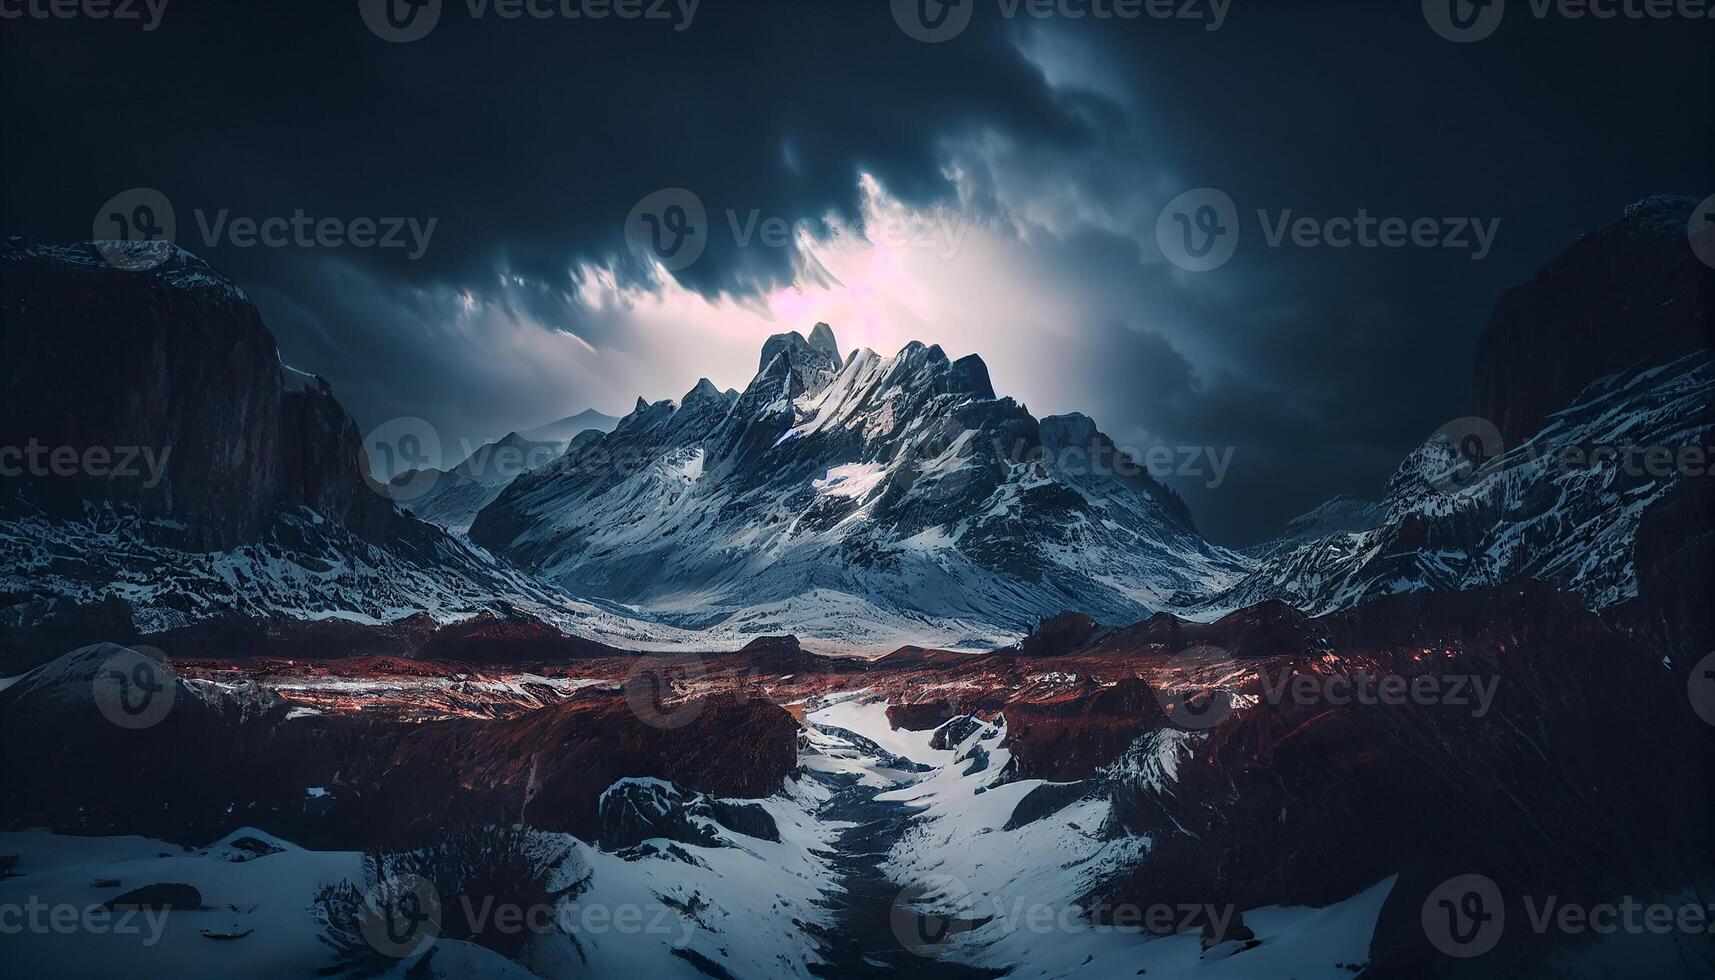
2 196 1709 662
1201 196 1715 666
396 424 614 533
516 408 622 445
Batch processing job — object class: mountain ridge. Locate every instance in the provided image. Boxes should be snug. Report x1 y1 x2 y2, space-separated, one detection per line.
469 322 1245 646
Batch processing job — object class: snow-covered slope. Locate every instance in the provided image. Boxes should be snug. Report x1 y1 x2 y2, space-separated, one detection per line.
1203 351 1713 618
1239 495 1385 559
0 240 691 652
471 324 1248 648
1205 199 1713 632
803 695 1395 979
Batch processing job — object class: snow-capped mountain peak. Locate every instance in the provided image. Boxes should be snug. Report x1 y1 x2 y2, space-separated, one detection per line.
468 323 1246 648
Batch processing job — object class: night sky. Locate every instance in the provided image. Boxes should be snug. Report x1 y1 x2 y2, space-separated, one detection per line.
3 0 1708 543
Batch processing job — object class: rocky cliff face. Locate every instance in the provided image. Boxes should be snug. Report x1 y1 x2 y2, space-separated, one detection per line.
1474 195 1714 444
0 241 624 663
0 239 401 549
1079 587 1714 976
470 322 1243 647
1204 201 1715 667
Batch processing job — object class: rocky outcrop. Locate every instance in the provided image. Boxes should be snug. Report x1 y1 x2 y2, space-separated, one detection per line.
0 643 800 848
1204 200 1714 655
356 691 799 844
595 778 780 852
1474 196 1714 444
1073 587 1714 973
0 241 601 662
0 239 403 549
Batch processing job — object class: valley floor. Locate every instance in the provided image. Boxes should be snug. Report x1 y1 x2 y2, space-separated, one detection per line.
1 689 1394 979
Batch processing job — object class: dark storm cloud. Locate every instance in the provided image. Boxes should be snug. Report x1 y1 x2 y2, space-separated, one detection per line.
0 0 1078 296
2 0 1707 544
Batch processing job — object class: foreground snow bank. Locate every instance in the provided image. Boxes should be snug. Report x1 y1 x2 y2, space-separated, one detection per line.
0 772 844 980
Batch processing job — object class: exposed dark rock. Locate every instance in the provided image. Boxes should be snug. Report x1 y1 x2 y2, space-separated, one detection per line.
959 744 990 775
699 799 780 843
105 883 202 910
222 836 285 861
597 780 723 851
1002 780 1093 831
929 714 985 750
1009 611 1102 658
0 239 405 550
1079 587 1714 971
1474 196 1714 444
886 700 957 731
